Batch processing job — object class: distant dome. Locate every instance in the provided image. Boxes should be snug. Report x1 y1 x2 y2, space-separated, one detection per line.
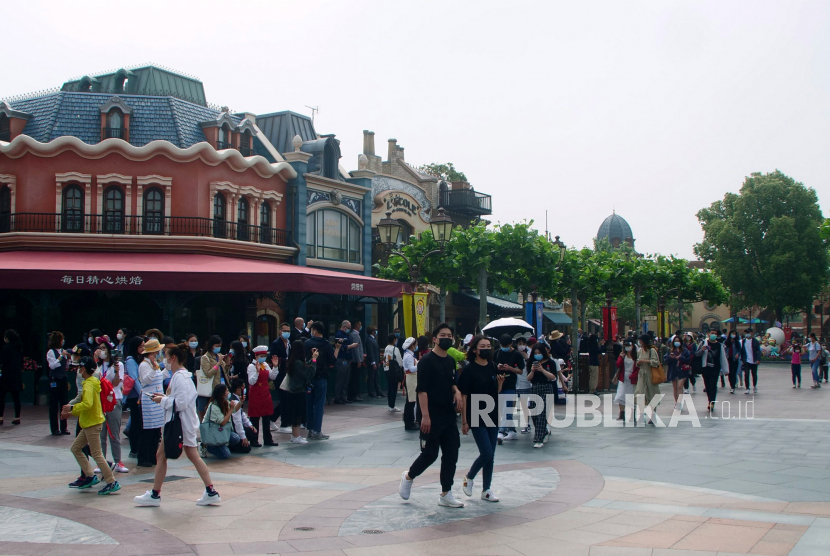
597 212 634 248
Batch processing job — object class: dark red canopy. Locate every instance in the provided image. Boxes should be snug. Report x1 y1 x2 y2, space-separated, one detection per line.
0 251 406 298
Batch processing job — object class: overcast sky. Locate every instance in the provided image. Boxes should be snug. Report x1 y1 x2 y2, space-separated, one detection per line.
4 0 828 258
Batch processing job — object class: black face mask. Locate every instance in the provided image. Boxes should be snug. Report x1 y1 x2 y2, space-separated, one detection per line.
478 348 492 360
437 338 453 351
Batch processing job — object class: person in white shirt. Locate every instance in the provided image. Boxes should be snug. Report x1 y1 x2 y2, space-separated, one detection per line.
97 341 128 474
383 334 404 412
228 378 254 453
135 343 221 507
402 337 419 430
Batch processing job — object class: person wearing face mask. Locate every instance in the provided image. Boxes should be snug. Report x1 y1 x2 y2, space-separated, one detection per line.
305 321 340 440
86 329 103 349
289 317 311 343
201 384 242 459
184 333 201 376
393 327 404 350
699 329 728 412
144 329 163 343
664 337 691 409
788 341 805 388
123 337 143 458
197 336 228 422
46 331 71 435
724 331 742 394
347 321 365 402
614 339 638 421
246 346 280 447
682 333 698 394
458 335 504 503
740 328 761 393
514 336 532 434
401 336 420 430
635 334 662 423
114 328 128 354
137 338 166 468
494 334 524 444
333 321 356 404
526 343 560 448
364 326 381 398
159 336 176 389
96 340 129 474
269 323 293 434
238 333 252 363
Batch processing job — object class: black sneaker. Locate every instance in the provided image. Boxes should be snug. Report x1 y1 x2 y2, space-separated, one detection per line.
68 475 86 488
77 475 100 489
98 481 121 495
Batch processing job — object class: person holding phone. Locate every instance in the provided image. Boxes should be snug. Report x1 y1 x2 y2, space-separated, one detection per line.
228 379 254 453
197 336 227 421
246 345 279 447
46 331 70 435
281 340 316 444
493 334 524 445
527 343 560 448
134 343 221 507
136 338 166 467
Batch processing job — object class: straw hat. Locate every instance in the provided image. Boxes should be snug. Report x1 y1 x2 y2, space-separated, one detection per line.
142 338 165 354
548 330 563 341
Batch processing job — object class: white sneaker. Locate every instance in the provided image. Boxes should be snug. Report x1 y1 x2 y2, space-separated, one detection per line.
745 389 750 394
278 426 293 434
388 407 401 412
290 435 308 445
692 385 697 392
730 388 735 394
93 467 101 474
505 431 518 441
481 489 499 502
543 431 551 444
114 462 129 473
399 472 413 500
196 490 221 506
533 442 543 449
438 491 464 508
462 476 473 497
683 389 689 394
496 433 504 445
270 421 279 432
134 490 160 507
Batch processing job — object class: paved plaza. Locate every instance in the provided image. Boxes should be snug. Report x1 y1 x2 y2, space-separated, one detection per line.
1 364 830 555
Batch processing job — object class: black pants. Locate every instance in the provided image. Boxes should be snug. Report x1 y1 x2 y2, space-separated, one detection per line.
49 377 69 433
404 400 422 429
792 364 802 385
0 384 21 419
230 431 253 453
348 362 361 400
823 365 828 382
727 359 739 390
744 363 758 388
247 416 274 445
124 397 142 455
684 374 697 388
387 372 399 408
367 365 381 397
408 416 460 493
702 368 719 404
137 427 160 466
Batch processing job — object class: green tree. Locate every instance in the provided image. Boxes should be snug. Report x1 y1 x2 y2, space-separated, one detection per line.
419 162 468 182
695 170 829 322
489 221 560 300
452 222 495 328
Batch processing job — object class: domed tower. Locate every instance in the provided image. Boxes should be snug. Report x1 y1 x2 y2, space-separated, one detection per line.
597 211 634 249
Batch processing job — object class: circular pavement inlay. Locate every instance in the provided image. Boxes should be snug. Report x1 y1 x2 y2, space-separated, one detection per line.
0 505 118 545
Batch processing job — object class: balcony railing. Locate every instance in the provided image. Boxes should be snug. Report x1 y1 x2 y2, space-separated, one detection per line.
439 188 492 215
216 140 233 150
102 127 126 139
2 213 291 246
0 131 10 142
238 145 255 157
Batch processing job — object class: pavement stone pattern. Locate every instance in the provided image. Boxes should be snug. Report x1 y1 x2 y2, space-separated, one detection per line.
0 365 829 555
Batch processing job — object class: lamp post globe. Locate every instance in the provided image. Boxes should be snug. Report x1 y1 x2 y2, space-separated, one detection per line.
429 208 455 248
377 211 402 249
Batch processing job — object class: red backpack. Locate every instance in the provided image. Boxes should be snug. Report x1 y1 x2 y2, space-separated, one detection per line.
100 377 117 413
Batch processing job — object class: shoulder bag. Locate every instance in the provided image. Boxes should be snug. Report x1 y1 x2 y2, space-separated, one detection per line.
199 403 231 446
650 348 666 384
195 368 213 397
163 401 183 459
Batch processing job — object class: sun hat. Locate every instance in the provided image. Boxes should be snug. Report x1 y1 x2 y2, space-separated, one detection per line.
403 337 416 351
142 338 165 354
548 331 563 341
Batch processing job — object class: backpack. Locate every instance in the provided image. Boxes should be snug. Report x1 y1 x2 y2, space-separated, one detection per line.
388 347 403 382
100 377 117 413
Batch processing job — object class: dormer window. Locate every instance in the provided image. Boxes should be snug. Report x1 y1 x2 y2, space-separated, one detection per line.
79 78 92 92
104 110 124 139
217 125 232 150
239 130 254 156
98 97 132 142
0 114 9 143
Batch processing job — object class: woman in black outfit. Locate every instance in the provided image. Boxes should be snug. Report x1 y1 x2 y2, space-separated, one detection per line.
0 329 24 425
724 331 741 394
46 331 70 435
228 341 249 386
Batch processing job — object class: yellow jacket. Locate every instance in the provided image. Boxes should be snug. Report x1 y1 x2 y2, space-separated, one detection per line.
71 376 105 429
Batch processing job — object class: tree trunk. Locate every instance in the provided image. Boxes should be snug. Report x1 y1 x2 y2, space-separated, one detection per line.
806 305 812 335
478 267 488 332
439 287 447 324
580 299 587 339
635 287 641 334
571 288 579 400
776 306 784 326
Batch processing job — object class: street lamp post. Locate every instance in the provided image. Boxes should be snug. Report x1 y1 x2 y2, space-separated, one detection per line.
377 208 455 338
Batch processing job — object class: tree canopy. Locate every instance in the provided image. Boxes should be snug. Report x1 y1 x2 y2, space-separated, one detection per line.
419 162 468 182
694 170 829 321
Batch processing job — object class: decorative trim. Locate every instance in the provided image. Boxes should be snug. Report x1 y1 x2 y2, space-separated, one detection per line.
209 180 284 225
0 175 16 223
236 119 256 135
305 174 369 196
97 173 131 186
0 101 32 121
98 96 133 115
342 197 361 215
307 190 329 205
306 203 364 226
136 176 172 233
1 135 297 181
137 175 172 187
199 112 237 130
371 175 431 222
305 258 365 272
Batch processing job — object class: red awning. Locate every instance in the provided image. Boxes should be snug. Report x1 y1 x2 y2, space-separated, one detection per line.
0 251 406 298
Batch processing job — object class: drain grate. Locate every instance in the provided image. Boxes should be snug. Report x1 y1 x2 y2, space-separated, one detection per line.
293 526 315 531
363 529 384 535
140 475 189 483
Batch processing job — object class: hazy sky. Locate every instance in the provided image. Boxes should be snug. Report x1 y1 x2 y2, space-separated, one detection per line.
4 0 828 258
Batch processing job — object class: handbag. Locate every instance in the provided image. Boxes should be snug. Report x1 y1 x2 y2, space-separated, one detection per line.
163 401 183 459
122 373 136 398
199 403 231 446
650 349 666 384
195 369 213 397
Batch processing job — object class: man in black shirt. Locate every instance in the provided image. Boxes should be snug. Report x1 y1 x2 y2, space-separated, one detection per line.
290 318 311 343
399 323 465 508
494 334 524 443
304 322 340 440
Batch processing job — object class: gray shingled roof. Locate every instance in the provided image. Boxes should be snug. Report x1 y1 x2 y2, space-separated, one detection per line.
597 212 634 241
256 111 317 155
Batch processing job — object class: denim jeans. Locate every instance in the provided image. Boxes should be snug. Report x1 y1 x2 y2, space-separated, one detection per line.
467 426 498 491
306 377 328 433
811 359 822 383
498 389 516 434
206 431 241 460
334 359 350 401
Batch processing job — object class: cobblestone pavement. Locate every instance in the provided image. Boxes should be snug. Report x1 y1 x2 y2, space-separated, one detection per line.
1 364 829 555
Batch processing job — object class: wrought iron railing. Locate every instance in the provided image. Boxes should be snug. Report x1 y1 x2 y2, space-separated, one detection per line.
102 127 126 139
216 140 233 150
2 213 291 246
439 188 492 215
238 145 255 157
0 131 10 142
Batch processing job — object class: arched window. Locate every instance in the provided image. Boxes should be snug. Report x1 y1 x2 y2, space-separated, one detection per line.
213 193 226 238
217 125 232 150
0 114 10 142
104 110 124 139
143 188 164 235
259 201 271 244
323 141 338 179
62 185 84 232
306 209 361 263
236 197 249 241
240 130 253 156
103 186 124 233
0 185 10 233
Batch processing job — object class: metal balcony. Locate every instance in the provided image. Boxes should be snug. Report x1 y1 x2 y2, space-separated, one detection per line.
439 188 492 216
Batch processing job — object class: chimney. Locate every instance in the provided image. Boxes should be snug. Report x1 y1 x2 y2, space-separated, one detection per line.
363 130 375 156
388 138 397 161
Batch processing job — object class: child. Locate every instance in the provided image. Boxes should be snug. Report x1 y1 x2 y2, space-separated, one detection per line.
788 342 804 388
63 356 120 495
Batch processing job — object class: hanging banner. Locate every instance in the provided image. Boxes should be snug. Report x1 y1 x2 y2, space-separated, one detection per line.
602 306 618 339
402 292 429 338
525 301 544 338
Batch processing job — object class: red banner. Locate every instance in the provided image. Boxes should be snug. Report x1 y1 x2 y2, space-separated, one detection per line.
783 326 793 343
602 306 618 339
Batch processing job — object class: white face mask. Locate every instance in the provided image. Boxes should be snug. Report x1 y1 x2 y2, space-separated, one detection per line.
624 346 632 352
116 333 123 341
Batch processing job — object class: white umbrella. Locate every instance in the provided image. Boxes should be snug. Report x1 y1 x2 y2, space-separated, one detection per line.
482 317 534 338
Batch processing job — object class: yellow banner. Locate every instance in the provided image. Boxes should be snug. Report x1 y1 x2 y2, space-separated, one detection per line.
402 292 429 338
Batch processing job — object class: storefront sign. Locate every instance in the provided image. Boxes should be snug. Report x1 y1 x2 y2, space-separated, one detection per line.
402 292 429 337
60 275 143 286
374 191 429 225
